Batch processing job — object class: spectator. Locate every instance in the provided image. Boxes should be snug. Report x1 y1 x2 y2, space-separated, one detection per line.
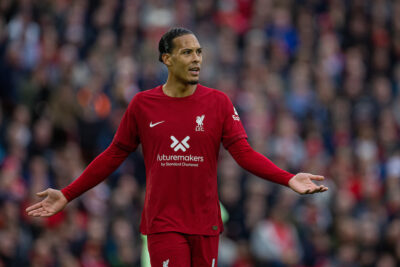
0 0 400 266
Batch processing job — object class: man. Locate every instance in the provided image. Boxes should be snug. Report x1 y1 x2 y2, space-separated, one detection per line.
26 27 328 267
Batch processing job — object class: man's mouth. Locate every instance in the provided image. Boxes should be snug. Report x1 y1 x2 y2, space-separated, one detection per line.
189 67 200 76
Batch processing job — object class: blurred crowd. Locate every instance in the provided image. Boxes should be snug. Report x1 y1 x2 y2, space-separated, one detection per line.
1 0 400 266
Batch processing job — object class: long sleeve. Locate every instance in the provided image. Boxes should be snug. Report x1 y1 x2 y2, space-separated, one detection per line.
227 138 294 186
61 141 132 201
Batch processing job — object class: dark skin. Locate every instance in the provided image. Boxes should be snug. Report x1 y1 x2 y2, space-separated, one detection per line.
26 33 327 218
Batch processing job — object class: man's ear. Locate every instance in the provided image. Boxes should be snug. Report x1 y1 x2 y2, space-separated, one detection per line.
162 53 172 66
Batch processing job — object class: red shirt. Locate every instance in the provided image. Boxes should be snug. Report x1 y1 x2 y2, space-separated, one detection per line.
62 84 293 235
113 84 247 235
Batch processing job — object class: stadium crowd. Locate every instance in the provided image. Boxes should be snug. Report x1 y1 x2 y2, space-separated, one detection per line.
1 0 400 266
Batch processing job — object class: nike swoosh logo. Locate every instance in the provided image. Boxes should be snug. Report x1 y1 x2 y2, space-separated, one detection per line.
149 121 165 128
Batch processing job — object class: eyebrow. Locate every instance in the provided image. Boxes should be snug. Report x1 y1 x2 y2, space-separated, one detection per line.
179 47 202 52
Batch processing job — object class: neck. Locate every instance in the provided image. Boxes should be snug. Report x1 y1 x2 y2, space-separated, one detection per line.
162 75 197 97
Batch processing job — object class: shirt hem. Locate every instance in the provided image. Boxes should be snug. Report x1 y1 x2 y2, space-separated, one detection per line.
140 226 223 236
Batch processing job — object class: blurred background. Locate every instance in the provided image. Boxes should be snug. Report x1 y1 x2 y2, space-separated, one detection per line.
1 0 400 266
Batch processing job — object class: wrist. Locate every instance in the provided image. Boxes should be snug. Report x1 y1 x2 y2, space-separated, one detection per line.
60 189 71 203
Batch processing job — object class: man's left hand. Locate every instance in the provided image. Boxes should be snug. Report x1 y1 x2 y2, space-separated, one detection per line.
288 173 328 194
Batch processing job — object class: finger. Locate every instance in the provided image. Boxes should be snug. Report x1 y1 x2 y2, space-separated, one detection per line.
309 175 325 181
310 188 319 194
318 185 326 191
33 212 48 217
30 210 43 217
36 189 49 198
26 202 43 212
309 185 323 194
38 210 53 217
303 189 311 194
28 207 45 216
314 186 328 193
31 209 49 217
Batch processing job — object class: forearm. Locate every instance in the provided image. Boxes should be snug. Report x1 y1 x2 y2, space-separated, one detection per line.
61 141 131 201
227 138 294 186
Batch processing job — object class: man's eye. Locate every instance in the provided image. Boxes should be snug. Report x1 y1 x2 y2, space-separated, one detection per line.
183 50 191 54
197 50 202 55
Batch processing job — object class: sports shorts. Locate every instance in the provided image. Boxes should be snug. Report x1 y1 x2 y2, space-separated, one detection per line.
147 232 219 267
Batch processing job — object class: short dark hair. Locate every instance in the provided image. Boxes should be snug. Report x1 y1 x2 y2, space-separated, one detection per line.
158 27 194 63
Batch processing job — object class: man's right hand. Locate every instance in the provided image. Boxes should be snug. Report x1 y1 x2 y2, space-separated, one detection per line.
26 188 68 217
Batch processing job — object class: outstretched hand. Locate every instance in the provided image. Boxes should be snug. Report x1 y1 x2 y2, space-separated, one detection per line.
26 188 68 217
288 173 328 195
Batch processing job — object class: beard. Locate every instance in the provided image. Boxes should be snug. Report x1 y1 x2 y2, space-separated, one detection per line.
188 80 199 85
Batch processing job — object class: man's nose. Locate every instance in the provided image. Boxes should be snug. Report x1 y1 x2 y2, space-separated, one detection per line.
192 53 201 62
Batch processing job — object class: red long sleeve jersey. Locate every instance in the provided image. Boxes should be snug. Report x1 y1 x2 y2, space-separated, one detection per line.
116 84 246 235
61 84 293 236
